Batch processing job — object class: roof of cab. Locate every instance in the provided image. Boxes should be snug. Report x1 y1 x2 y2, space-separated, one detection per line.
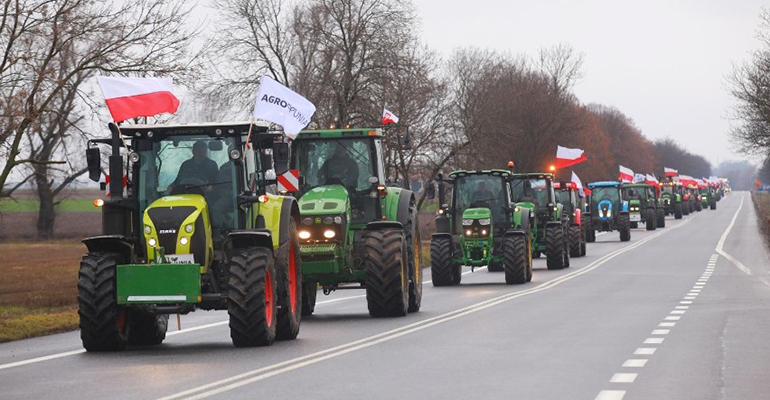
588 181 622 188
295 128 384 139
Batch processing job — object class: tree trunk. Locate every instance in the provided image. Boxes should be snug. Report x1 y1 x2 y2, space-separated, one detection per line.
34 165 56 240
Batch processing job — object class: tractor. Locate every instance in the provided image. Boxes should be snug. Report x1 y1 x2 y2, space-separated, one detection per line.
621 183 663 230
509 173 570 270
78 122 302 351
586 181 631 242
660 180 683 219
554 181 587 257
427 169 532 285
289 128 422 317
701 185 717 210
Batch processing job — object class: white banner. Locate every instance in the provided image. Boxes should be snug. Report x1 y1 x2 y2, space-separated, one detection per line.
252 75 316 139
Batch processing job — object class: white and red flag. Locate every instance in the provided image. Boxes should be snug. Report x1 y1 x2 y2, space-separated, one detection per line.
382 108 399 125
556 145 587 169
664 167 678 177
619 165 634 182
97 76 179 123
571 171 584 191
645 174 658 185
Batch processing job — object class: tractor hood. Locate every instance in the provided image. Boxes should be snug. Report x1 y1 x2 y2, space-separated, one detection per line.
462 207 491 220
515 201 536 211
298 185 349 215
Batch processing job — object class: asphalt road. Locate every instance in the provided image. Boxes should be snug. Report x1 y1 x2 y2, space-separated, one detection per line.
2 192 769 400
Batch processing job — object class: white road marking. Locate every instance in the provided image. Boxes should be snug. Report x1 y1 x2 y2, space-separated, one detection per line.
659 322 676 327
680 301 692 304
691 289 702 292
611 373 638 383
623 359 648 367
156 220 695 400
635 348 656 355
716 196 752 275
595 390 626 400
652 329 670 335
684 296 696 300
675 306 689 310
665 316 681 321
0 349 85 371
670 310 686 315
644 338 664 344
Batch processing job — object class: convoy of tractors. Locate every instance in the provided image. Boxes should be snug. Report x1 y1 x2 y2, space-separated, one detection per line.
77 122 730 351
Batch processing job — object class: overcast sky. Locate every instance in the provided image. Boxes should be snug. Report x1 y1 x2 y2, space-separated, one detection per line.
413 0 766 167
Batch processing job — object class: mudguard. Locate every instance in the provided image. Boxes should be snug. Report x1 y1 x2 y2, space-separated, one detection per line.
82 235 134 261
229 229 273 251
278 196 300 245
365 220 403 231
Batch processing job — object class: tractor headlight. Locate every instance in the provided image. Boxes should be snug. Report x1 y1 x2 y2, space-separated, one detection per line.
323 216 334 224
479 218 491 225
462 219 473 226
334 216 343 224
144 225 152 235
148 238 157 247
302 217 313 226
180 237 189 246
185 224 193 233
298 230 311 240
606 209 612 217
323 229 336 239
514 206 520 212
480 229 488 236
465 229 473 237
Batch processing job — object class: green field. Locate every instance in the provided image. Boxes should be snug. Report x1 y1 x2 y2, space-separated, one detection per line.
0 198 99 213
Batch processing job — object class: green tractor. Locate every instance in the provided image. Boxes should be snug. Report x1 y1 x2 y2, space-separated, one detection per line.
289 128 421 317
621 183 663 230
78 122 302 351
509 173 570 270
428 170 532 286
659 180 683 219
700 185 717 210
554 181 587 257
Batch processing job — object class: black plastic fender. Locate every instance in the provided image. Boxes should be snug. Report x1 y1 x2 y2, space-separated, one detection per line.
279 196 300 245
229 229 273 251
365 221 404 231
396 189 415 226
82 235 134 261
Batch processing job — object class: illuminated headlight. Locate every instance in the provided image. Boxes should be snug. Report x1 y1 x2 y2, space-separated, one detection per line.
437 209 444 215
180 237 189 246
334 216 343 224
553 206 558 211
185 224 193 233
299 230 311 240
323 216 334 225
514 206 520 212
462 219 473 226
606 210 612 217
144 225 152 235
302 217 313 226
323 229 336 239
465 229 473 236
479 218 491 225
148 238 157 247
480 229 488 236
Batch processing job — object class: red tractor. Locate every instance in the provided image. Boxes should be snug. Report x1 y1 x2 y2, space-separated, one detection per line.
554 181 587 257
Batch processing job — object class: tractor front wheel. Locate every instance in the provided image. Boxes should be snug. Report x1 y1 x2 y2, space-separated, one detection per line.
276 219 302 340
228 247 277 347
657 208 666 228
365 229 409 317
301 280 317 316
710 199 717 210
404 203 422 313
568 225 581 257
546 225 566 270
646 209 656 231
619 214 631 242
675 203 683 219
503 234 528 284
78 252 127 352
430 236 456 286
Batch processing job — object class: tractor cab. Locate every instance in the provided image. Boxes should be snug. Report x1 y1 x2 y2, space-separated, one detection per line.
621 183 660 230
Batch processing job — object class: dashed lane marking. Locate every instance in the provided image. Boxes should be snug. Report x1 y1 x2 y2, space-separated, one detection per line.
622 359 648 367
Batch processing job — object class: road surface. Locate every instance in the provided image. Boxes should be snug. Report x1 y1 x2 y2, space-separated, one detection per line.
1 192 769 400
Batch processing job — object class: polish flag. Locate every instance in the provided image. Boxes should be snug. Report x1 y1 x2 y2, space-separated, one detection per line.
382 108 399 125
645 174 658 185
664 167 678 177
556 145 587 169
571 171 583 191
619 165 634 182
97 76 180 123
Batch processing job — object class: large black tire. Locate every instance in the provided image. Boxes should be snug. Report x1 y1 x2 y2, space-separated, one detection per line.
656 208 666 228
645 209 656 231
364 229 409 317
228 247 277 347
710 199 717 210
696 201 702 212
580 225 587 256
276 219 302 340
630 221 638 229
568 225 581 257
503 234 528 284
127 310 168 346
546 225 566 270
682 202 690 215
674 202 683 219
619 214 631 242
586 227 596 243
78 252 127 352
301 281 317 316
430 236 455 286
404 203 422 313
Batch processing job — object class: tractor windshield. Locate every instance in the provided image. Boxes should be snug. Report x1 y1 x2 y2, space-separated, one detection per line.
555 189 573 212
622 187 647 201
592 187 620 204
137 136 238 239
510 178 551 207
453 174 508 232
292 138 375 192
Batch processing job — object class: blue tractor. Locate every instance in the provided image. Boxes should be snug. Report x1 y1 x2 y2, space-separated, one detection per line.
586 181 631 242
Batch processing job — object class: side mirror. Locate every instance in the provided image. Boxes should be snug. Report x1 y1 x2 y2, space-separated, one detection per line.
425 180 435 199
398 130 412 150
86 147 101 182
273 142 289 175
260 150 273 173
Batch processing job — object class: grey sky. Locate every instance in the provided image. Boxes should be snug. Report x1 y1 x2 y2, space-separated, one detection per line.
414 0 767 167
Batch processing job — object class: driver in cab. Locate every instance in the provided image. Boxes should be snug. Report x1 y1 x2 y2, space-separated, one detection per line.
318 143 359 189
168 141 219 193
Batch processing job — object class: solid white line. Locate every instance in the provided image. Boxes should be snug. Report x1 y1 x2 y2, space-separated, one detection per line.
623 359 648 367
644 338 664 344
715 196 752 275
635 348 656 355
611 373 638 383
0 349 85 371
595 390 626 400
157 219 694 400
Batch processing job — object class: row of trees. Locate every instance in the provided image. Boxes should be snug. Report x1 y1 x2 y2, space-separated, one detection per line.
1 0 715 238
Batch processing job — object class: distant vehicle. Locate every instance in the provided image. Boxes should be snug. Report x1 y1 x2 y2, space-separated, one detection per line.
554 181 587 257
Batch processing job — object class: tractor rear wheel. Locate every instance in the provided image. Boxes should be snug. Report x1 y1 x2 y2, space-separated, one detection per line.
546 225 566 270
430 236 455 286
228 247 277 347
646 209 656 231
276 219 302 340
696 201 702 212
568 225 581 257
503 234 528 284
404 203 422 313
675 203 683 219
619 214 631 242
710 199 717 210
128 310 168 346
657 208 666 228
365 229 409 317
301 281 317 316
78 252 127 352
